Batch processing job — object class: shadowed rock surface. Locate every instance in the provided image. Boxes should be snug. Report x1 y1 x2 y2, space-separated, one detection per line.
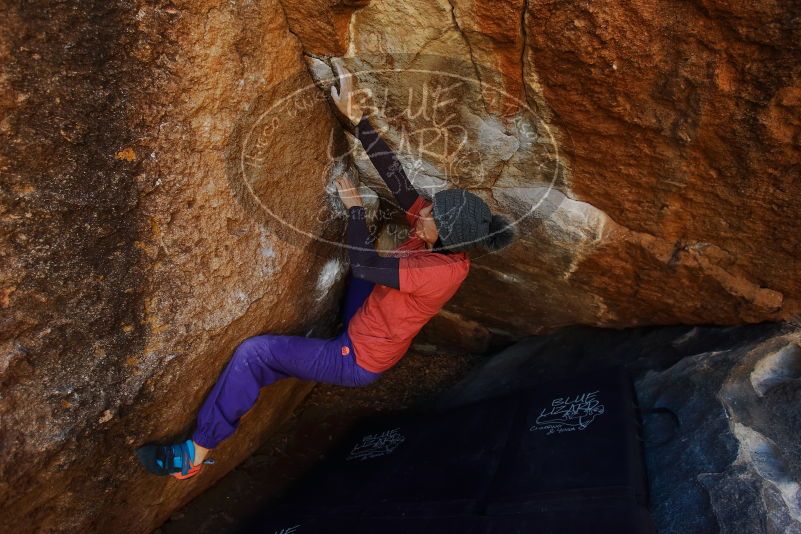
441 322 801 533
1 0 800 532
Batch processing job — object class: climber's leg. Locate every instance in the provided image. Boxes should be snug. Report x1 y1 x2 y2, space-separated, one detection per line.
192 331 379 451
187 273 376 462
191 335 294 450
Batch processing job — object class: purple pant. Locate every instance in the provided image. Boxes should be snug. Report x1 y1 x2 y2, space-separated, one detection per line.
192 276 380 449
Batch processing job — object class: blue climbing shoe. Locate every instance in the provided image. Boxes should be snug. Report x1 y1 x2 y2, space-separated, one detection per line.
135 439 214 479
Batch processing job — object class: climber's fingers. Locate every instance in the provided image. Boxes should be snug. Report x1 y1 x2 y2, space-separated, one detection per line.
332 59 354 98
335 175 354 193
335 175 363 209
335 176 359 199
328 59 365 127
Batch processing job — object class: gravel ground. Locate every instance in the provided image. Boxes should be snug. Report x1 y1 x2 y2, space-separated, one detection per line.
158 348 483 534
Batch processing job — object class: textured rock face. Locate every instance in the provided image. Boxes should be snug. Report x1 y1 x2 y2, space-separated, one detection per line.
641 333 801 534
2 0 800 532
522 0 801 326
1 1 352 532
285 0 801 337
440 322 801 533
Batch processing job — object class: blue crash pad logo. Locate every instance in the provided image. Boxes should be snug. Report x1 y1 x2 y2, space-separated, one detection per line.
346 428 406 460
530 390 605 435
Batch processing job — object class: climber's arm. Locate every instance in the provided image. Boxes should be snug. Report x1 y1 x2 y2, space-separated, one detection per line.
335 175 400 289
327 59 419 214
347 206 400 289
355 117 420 213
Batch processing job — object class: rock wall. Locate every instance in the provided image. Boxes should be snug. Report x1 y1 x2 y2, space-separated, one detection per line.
1 1 353 532
285 0 801 339
1 0 800 532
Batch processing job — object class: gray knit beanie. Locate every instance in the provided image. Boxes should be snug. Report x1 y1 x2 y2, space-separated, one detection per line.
431 189 517 252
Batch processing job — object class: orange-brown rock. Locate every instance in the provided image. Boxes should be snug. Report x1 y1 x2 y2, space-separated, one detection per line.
518 0 801 327
1 1 353 532
2 0 801 531
288 0 801 337
282 0 370 57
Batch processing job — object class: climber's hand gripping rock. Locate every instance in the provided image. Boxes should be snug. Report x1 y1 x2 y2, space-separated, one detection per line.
335 175 363 210
330 59 367 127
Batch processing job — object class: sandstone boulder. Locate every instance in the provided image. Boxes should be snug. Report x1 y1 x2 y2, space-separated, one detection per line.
285 0 801 339
2 0 801 531
1 1 353 532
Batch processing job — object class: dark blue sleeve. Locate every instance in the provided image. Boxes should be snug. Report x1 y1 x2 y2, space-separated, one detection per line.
347 206 400 289
355 116 420 213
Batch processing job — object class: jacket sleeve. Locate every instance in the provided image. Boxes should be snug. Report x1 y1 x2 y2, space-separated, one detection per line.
355 116 420 213
346 206 400 289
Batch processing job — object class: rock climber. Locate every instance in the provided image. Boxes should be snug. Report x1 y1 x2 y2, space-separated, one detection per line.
135 63 516 479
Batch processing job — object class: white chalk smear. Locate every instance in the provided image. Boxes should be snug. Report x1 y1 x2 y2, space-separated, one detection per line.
315 258 345 301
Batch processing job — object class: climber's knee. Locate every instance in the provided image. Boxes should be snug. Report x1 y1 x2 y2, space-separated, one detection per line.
231 336 272 369
227 336 286 388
